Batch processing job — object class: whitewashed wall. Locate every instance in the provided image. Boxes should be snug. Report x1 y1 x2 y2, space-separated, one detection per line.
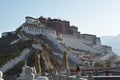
46 34 82 64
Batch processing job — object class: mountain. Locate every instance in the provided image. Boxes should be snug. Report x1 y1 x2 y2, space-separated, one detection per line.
101 34 120 55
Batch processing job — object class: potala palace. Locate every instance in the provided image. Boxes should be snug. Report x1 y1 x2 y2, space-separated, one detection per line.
2 16 113 55
0 16 120 80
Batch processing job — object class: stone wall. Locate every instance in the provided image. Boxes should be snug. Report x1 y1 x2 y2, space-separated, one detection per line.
101 45 112 53
0 48 30 73
54 75 87 80
94 76 120 80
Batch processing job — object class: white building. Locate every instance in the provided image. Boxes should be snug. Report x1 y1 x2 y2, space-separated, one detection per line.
2 32 9 37
25 16 37 24
21 24 57 37
2 31 16 37
111 60 120 67
22 16 57 37
21 24 48 35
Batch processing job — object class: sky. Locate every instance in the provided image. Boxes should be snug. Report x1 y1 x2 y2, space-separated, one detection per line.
0 0 120 37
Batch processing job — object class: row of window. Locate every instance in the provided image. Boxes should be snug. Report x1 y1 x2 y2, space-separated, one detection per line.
26 27 47 33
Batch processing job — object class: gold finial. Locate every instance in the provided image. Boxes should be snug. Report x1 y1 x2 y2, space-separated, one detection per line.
35 51 41 75
63 50 69 69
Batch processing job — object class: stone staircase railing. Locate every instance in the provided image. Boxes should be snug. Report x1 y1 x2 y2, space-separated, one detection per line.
0 48 30 73
46 34 81 64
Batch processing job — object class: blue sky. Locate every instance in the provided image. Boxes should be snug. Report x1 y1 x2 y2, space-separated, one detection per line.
0 0 120 37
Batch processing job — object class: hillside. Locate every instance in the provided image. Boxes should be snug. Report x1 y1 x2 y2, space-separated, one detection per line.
0 31 64 79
